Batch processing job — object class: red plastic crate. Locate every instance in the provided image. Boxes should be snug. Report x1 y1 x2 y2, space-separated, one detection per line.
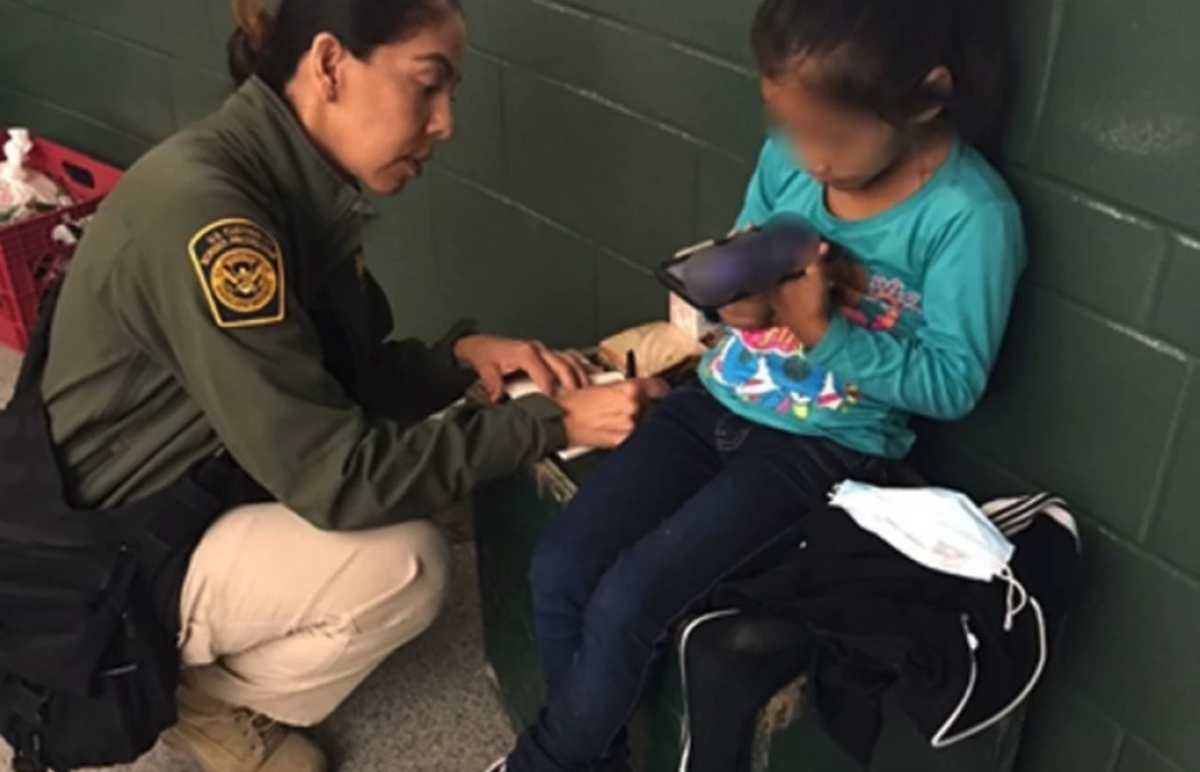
0 131 122 352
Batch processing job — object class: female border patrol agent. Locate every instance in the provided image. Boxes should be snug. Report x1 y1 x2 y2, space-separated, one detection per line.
9 1 668 770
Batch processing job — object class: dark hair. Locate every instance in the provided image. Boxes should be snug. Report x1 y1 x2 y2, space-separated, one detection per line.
228 0 463 91
750 0 1010 161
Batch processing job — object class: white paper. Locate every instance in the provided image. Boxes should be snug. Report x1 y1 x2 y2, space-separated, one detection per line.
429 371 626 461
505 370 626 461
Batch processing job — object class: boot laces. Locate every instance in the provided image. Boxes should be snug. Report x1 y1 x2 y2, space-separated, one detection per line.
236 708 279 747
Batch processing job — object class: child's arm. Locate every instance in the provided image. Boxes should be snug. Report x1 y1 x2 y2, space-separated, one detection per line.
799 202 1025 421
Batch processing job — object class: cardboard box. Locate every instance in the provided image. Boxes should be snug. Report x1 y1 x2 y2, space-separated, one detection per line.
669 292 722 343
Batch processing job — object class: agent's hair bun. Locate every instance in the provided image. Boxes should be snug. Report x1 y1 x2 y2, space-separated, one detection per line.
227 0 275 86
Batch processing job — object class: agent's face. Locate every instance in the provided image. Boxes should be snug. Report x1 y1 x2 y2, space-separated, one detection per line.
762 76 909 193
309 13 466 195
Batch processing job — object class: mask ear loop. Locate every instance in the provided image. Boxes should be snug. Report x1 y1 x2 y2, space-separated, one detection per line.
998 565 1028 631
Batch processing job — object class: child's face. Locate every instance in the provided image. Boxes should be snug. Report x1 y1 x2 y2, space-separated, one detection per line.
762 76 911 193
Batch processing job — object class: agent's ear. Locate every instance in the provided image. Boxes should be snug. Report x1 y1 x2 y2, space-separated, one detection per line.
912 65 953 125
308 32 349 101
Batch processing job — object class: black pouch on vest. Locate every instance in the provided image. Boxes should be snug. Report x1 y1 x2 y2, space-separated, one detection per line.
0 286 250 772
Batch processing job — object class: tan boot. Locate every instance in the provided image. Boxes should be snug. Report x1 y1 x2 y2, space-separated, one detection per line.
163 679 329 772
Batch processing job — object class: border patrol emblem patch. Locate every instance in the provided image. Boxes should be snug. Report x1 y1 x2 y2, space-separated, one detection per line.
189 218 286 328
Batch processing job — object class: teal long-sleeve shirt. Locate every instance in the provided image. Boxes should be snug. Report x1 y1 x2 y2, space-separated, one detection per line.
698 134 1026 459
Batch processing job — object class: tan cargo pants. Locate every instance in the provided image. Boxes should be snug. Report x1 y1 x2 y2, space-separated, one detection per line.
176 503 452 726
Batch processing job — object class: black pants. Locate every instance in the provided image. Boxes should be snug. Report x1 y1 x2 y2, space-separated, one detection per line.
681 612 815 772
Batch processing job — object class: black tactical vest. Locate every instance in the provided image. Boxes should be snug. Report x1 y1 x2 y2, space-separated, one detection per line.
0 286 261 772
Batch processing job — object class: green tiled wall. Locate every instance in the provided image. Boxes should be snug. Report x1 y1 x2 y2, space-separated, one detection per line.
2 0 1198 770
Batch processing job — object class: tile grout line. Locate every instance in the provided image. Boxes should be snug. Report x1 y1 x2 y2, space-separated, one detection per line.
1133 232 1171 333
469 46 755 165
535 0 756 75
1103 729 1127 772
1005 160 1200 243
0 82 155 147
530 0 758 77
433 163 646 268
1023 284 1193 365
1136 360 1194 544
4 0 220 74
1029 0 1068 132
934 427 1200 587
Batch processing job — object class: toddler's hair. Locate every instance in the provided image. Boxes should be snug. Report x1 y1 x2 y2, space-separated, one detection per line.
751 0 1010 160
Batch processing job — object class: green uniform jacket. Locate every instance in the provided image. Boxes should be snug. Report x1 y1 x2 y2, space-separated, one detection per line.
41 76 568 531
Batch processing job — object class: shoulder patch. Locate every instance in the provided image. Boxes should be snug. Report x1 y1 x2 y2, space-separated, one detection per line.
189 218 286 328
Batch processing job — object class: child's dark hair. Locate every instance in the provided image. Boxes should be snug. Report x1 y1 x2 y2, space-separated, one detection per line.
751 0 1010 161
228 0 463 91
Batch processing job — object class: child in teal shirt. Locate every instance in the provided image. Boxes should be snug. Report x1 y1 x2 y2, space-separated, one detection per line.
703 130 1024 459
497 1 1026 771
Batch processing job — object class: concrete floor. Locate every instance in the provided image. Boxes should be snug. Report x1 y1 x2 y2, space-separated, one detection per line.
0 346 516 772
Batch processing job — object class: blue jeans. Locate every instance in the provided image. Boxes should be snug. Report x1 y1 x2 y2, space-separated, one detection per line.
509 384 876 772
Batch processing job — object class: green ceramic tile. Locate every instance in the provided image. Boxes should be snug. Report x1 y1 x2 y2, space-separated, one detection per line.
1013 686 1122 772
1027 0 1200 231
627 0 758 69
438 50 508 192
22 0 220 70
563 0 755 82
472 0 760 159
502 68 699 268
1147 378 1200 578
1009 172 1168 328
1113 737 1187 772
1001 0 1059 163
590 20 763 160
1150 236 1200 357
908 423 1033 502
0 1 173 141
696 149 753 240
363 177 453 343
0 3 58 96
168 60 233 131
473 469 558 726
0 85 150 168
430 170 599 348
459 0 494 37
202 0 237 73
555 0 639 21
597 255 668 339
955 288 1186 538
1058 531 1200 770
471 0 599 89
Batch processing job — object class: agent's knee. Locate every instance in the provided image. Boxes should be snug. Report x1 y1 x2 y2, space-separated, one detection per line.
349 519 452 637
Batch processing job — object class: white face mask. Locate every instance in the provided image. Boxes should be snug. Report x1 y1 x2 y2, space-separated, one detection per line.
829 481 1028 630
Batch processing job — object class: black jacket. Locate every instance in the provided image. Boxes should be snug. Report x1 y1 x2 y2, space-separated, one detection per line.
708 493 1082 768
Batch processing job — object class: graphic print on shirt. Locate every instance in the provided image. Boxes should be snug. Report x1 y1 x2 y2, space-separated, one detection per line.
705 256 922 419
836 258 923 333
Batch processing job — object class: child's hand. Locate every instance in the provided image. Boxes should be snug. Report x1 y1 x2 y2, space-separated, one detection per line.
770 243 832 348
718 296 773 330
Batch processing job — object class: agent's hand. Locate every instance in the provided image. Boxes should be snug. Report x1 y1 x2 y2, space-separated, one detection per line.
454 335 589 401
769 243 832 348
718 296 773 330
557 379 670 449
